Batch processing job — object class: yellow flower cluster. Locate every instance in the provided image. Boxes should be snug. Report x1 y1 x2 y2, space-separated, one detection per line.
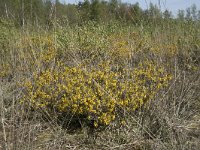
0 63 11 78
150 43 178 57
21 60 172 127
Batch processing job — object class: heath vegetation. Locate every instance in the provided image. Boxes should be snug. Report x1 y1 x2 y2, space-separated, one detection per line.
0 0 200 149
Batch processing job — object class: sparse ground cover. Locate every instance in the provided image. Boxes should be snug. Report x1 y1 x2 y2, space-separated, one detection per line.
0 20 200 149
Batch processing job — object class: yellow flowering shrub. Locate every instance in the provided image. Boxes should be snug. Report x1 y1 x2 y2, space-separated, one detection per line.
21 59 172 127
17 24 175 127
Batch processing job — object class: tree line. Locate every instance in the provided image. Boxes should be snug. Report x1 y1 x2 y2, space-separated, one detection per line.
0 0 200 28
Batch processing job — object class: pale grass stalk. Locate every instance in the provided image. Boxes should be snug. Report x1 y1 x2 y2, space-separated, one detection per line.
0 84 8 150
